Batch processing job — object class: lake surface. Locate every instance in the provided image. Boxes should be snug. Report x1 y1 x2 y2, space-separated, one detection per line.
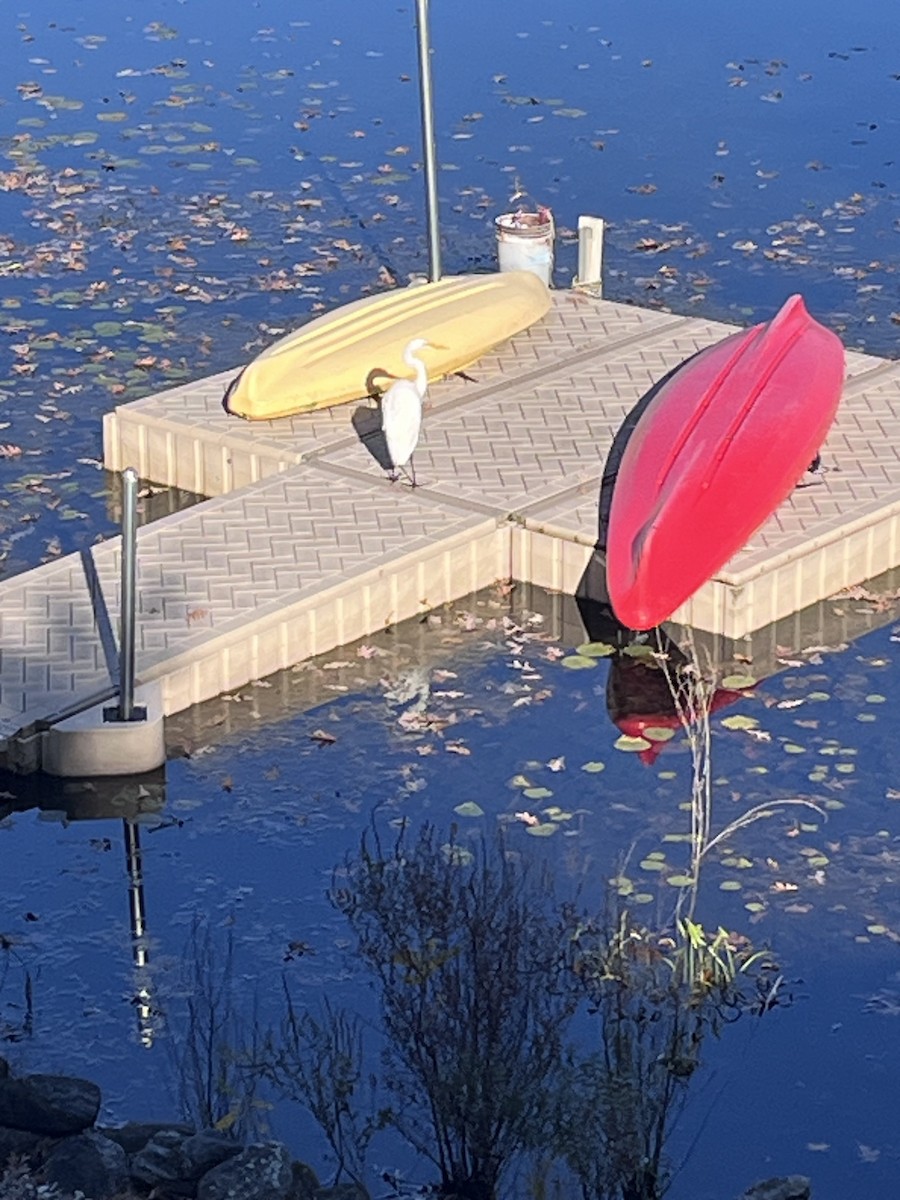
1 1 899 1196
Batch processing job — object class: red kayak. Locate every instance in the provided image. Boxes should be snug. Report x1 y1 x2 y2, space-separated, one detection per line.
606 294 844 630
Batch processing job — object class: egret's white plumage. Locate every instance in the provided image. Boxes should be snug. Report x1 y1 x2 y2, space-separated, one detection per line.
381 337 433 486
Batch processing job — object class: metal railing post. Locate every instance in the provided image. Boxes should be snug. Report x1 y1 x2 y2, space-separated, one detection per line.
118 466 138 722
414 0 442 282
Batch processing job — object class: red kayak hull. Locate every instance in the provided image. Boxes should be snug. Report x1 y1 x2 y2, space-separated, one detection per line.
606 295 845 630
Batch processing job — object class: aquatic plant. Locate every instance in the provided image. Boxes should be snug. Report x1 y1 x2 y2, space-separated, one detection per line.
657 635 825 912
262 994 386 1191
0 931 34 1044
331 822 580 1200
557 908 780 1200
164 917 269 1142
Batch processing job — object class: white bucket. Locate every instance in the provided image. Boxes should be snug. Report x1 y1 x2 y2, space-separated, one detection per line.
495 208 555 286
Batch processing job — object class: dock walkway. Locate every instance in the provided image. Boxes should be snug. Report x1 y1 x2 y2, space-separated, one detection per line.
2 291 899 769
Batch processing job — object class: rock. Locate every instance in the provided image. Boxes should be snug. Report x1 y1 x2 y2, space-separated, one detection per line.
0 1124 45 1167
181 1129 243 1179
314 1186 370 1200
739 1177 812 1200
0 1073 101 1135
130 1128 190 1187
287 1160 320 1200
102 1119 195 1156
198 1141 293 1200
43 1130 129 1200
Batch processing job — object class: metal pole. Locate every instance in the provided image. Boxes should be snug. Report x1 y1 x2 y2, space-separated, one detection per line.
414 0 442 282
118 467 138 722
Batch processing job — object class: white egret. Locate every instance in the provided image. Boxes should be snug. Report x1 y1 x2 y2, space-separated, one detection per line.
381 337 439 487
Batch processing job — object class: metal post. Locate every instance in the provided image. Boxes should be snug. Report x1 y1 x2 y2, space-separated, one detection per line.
118 467 138 722
414 0 442 282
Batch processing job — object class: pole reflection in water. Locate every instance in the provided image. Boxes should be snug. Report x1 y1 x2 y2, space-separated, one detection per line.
123 817 154 1049
0 767 166 1050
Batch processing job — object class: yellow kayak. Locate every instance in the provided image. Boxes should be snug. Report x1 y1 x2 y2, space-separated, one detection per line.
223 271 551 420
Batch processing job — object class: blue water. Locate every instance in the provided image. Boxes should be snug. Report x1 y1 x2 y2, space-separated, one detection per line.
4 591 900 1197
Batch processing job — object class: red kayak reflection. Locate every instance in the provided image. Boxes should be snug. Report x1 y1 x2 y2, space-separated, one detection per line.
575 593 751 766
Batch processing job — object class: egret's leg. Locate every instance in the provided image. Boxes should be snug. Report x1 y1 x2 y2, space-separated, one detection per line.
409 455 418 488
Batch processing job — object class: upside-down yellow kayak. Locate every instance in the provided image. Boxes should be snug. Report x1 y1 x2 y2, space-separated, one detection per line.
223 271 551 420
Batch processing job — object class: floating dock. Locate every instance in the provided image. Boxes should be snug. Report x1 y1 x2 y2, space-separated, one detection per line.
1 291 899 771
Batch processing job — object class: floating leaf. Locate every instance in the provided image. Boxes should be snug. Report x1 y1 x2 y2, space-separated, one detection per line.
807 691 830 701
523 787 553 800
744 901 767 913
658 770 677 780
835 763 855 774
622 643 657 660
561 654 598 669
581 761 605 773
632 893 654 905
642 726 676 742
867 924 888 935
615 734 651 752
525 822 557 837
783 743 805 754
719 880 743 891
640 858 667 872
807 855 829 868
552 107 588 118
508 775 532 788
454 801 484 818
543 806 574 821
721 673 757 688
721 714 760 730
865 694 886 704
662 833 693 843
666 874 695 887
575 641 615 657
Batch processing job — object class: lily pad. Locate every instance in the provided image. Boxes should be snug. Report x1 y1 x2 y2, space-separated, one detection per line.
523 787 553 800
561 655 598 670
525 822 557 837
614 734 651 752
721 673 757 689
666 874 695 887
575 641 615 657
454 801 484 818
642 726 676 741
721 714 760 730
580 761 605 773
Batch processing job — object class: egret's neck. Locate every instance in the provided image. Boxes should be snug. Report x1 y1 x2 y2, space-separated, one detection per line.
404 346 428 398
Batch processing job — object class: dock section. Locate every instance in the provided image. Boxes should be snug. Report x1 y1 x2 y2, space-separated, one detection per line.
1 291 898 769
